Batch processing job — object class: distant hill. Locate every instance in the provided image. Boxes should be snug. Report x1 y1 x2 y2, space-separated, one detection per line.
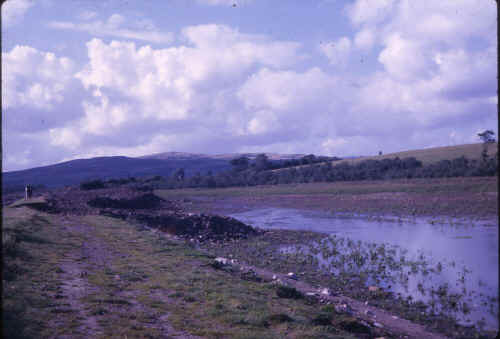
5 144 492 192
2 156 231 192
140 152 307 161
2 152 310 192
335 143 497 166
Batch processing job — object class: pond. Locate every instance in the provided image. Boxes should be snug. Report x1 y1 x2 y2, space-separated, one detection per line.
229 208 499 331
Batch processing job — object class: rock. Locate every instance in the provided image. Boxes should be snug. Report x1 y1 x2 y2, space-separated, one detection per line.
211 257 235 271
373 322 384 328
272 274 278 280
240 269 262 282
334 303 354 315
368 286 380 292
214 257 230 265
364 309 375 317
320 288 330 295
287 272 298 280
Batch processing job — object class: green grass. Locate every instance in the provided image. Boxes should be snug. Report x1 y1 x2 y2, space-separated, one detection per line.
298 142 498 169
81 214 359 338
155 176 497 199
2 206 362 338
2 207 85 338
267 142 498 174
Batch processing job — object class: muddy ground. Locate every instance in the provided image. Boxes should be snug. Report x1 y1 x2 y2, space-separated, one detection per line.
161 177 498 221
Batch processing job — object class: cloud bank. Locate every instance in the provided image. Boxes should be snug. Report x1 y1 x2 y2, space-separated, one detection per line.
3 0 497 171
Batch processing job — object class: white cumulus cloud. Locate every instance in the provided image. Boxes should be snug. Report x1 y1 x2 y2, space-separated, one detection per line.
2 45 75 110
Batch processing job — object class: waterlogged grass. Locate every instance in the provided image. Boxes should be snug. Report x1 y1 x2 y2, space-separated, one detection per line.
283 236 498 328
202 230 498 338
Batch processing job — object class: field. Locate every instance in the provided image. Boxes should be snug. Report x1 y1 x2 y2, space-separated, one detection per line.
3 175 498 338
336 143 498 166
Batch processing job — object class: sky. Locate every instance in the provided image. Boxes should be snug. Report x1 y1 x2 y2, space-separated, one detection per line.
2 0 498 172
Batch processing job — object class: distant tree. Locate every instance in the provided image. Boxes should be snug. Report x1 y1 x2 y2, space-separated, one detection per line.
255 153 269 171
230 156 249 171
174 168 185 181
301 154 316 165
80 180 106 190
478 130 495 143
478 130 496 163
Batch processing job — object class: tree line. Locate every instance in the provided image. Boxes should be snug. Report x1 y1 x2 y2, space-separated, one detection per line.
160 152 497 190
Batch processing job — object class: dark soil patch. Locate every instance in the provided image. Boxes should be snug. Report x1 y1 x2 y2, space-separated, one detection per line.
276 285 303 299
134 213 261 242
87 193 164 210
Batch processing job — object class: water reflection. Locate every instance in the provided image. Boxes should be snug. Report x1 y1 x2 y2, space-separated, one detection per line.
230 208 499 330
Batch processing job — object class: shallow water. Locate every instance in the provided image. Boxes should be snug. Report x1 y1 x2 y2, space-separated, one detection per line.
230 208 499 330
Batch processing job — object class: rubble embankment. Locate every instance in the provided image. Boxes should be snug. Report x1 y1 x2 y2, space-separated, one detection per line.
31 186 261 242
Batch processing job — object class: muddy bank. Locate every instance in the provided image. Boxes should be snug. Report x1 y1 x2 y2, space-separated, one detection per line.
174 189 498 221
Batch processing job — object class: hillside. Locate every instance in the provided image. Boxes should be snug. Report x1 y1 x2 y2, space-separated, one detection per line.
2 152 313 192
335 143 497 166
141 151 307 161
271 143 497 173
4 143 495 192
2 156 231 192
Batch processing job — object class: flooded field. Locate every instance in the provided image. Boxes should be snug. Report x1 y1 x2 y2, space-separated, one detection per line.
230 208 499 331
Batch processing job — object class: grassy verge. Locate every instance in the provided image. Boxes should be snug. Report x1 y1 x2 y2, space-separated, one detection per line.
2 207 85 338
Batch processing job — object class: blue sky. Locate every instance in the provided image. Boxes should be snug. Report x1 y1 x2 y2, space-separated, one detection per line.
2 0 497 171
